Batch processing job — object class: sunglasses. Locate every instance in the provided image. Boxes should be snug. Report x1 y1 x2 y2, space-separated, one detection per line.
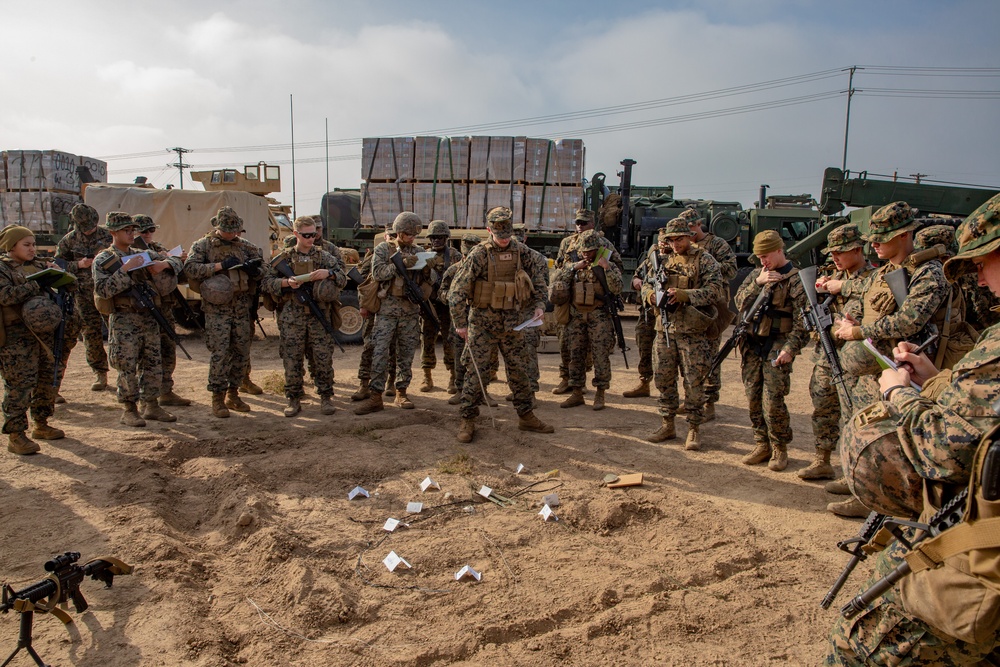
387 233 398 239
298 232 319 239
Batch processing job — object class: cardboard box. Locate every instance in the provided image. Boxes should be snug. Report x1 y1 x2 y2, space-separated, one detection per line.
413 182 468 228
469 136 526 182
359 182 413 228
413 136 470 182
523 185 582 232
3 150 83 193
525 139 584 186
78 155 109 183
361 137 415 182
1 191 81 232
466 184 524 229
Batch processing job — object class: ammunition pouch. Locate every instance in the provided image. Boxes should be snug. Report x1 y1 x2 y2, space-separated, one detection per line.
548 280 570 306
358 276 381 313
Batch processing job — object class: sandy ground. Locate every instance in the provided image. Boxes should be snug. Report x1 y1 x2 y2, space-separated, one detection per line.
0 317 866 666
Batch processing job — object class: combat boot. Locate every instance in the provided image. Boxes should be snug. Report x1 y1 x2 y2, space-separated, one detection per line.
484 392 499 408
592 388 606 411
284 397 301 418
825 478 851 495
742 441 771 465
798 448 835 480
448 392 462 405
646 417 676 443
622 378 650 398
504 392 514 402
518 411 554 434
31 419 64 440
212 392 230 419
684 424 701 451
320 396 336 416
55 394 66 404
121 401 146 427
447 369 457 394
828 496 869 518
240 377 264 395
420 369 434 392
702 402 716 423
159 390 192 407
141 398 176 422
457 418 476 443
225 388 251 413
8 433 40 455
384 375 396 397
559 388 585 409
91 371 108 391
353 393 384 415
551 378 570 395
394 389 414 409
351 380 371 401
768 445 789 472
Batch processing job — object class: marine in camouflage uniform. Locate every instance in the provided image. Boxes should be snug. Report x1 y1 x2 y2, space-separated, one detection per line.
183 206 264 418
352 212 432 414
264 217 347 417
734 230 809 471
552 209 623 394
441 234 482 406
833 202 950 410
512 224 548 397
351 229 397 402
623 245 658 399
826 193 1000 666
448 207 553 443
94 212 183 427
419 220 463 393
555 229 624 411
55 203 112 390
642 221 725 450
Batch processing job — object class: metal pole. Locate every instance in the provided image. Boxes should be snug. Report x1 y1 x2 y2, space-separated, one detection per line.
166 147 190 189
841 66 859 173
325 117 330 195
290 94 297 220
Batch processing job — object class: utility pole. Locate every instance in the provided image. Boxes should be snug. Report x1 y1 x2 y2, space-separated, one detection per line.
841 66 862 173
166 147 191 189
909 172 928 184
290 94 297 220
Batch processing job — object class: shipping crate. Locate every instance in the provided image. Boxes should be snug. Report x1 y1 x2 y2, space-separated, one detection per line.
523 185 582 232
413 182 468 228
359 182 413 228
0 155 6 193
4 150 82 193
469 136 526 182
361 137 415 182
413 136 470 182
466 184 524 229
78 155 109 183
525 139 584 186
1 191 81 232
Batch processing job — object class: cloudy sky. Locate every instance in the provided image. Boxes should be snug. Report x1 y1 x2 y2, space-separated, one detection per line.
3 0 998 219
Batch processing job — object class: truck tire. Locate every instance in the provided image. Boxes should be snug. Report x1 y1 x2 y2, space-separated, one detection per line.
335 290 364 345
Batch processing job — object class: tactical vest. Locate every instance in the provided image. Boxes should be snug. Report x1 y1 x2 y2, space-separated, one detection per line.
664 248 702 290
0 261 34 327
93 251 162 314
189 235 251 295
473 245 523 310
861 263 901 327
753 267 799 337
571 268 605 314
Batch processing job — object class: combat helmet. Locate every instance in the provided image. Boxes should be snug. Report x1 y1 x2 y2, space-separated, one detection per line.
427 220 450 238
199 274 234 305
21 296 62 334
392 212 422 237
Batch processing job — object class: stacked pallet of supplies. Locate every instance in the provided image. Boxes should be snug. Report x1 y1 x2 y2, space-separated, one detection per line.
0 150 108 233
360 136 583 232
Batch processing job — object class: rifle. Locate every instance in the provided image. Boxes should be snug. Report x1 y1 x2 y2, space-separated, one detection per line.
820 511 887 609
100 254 192 360
591 264 629 369
243 258 267 339
44 260 75 388
271 258 345 353
129 237 203 332
708 284 772 376
390 251 440 330
799 266 853 412
649 249 670 348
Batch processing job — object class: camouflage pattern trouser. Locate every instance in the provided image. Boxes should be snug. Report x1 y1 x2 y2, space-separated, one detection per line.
1 327 39 434
420 302 454 371
825 539 997 666
846 374 881 415
158 307 178 395
109 310 162 404
566 310 614 390
558 323 592 379
653 331 713 426
704 330 723 405
740 337 794 448
451 329 468 389
459 309 533 419
37 313 81 420
204 307 253 393
522 325 540 393
358 315 397 382
635 309 656 382
810 346 843 453
369 311 420 393
77 285 109 373
278 304 335 399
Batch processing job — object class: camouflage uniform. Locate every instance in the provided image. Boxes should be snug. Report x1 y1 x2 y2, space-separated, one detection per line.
355 249 393 385
734 232 809 469
263 245 347 408
135 228 185 398
826 194 1000 666
183 208 263 399
514 226 547 393
692 229 738 407
55 204 112 380
439 235 481 402
643 222 725 447
629 248 658 389
555 230 624 408
419 228 463 382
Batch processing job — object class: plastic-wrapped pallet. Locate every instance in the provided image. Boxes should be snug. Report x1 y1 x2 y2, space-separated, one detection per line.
413 137 470 183
1 191 81 232
524 139 584 186
361 138 415 182
523 185 581 232
469 136 526 182
359 182 413 228
4 150 82 193
467 184 524 229
412 182 468 228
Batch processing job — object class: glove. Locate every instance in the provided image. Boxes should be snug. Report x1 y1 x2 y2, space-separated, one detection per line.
243 258 262 278
402 255 418 269
647 291 657 307
672 289 690 303
221 256 240 271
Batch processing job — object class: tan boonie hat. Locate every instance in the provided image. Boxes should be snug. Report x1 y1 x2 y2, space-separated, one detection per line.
914 224 958 257
660 219 695 238
943 192 1000 282
753 229 783 255
676 207 703 224
822 223 865 254
864 201 919 243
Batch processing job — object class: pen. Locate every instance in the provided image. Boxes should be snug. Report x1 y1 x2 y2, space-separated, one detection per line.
911 333 940 356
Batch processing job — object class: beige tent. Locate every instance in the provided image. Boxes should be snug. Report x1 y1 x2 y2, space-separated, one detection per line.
83 185 278 257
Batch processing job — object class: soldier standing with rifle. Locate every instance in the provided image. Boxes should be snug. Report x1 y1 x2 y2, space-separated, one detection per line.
510 224 548 402
56 203 112 392
642 221 724 449
264 216 347 417
623 242 658 399
184 206 264 419
441 234 484 406
419 220 463 394
94 212 184 427
351 225 397 402
733 230 809 471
